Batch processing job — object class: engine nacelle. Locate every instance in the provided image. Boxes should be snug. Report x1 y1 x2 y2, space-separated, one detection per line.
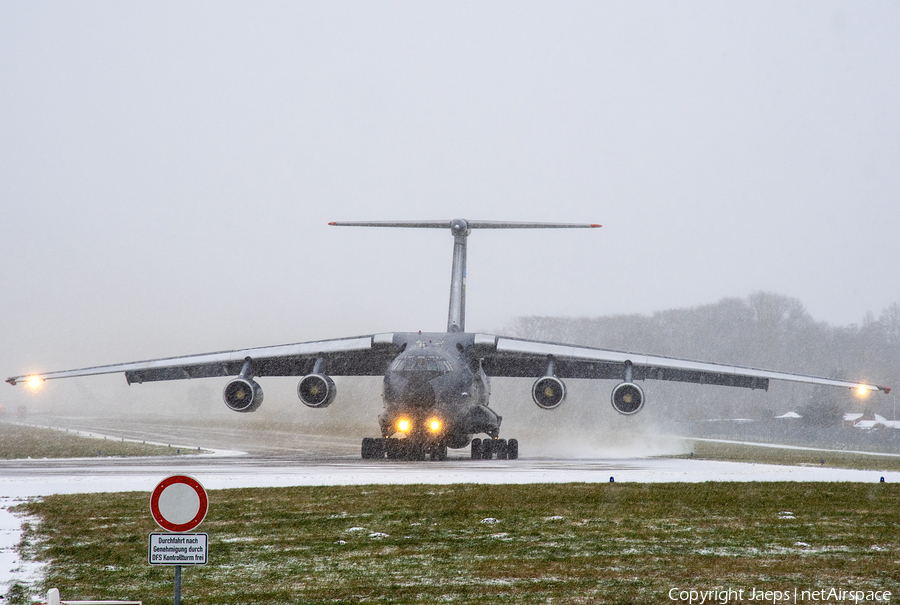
223 378 264 413
298 374 337 408
611 382 644 415
532 376 566 410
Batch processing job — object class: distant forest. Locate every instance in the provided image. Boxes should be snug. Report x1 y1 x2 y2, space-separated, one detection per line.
502 292 900 425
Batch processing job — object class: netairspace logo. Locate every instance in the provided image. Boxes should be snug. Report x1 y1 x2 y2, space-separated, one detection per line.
668 587 891 604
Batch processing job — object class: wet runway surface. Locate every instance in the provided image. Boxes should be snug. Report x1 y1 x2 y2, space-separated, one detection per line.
6 455 899 498
3 415 898 498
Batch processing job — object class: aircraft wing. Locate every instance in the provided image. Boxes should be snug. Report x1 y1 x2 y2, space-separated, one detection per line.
476 335 890 394
6 334 401 386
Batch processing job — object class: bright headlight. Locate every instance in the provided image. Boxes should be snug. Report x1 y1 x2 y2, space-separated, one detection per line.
397 419 411 432
428 419 441 432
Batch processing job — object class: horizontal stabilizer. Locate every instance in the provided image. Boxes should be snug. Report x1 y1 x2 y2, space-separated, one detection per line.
329 220 601 229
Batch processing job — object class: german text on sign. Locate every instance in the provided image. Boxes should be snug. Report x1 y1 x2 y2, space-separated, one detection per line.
149 533 208 565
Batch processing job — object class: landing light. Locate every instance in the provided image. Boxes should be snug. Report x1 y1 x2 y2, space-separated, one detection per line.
27 376 42 389
857 386 869 397
397 419 411 432
429 419 441 432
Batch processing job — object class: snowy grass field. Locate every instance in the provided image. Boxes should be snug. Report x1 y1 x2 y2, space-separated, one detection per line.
12 482 900 605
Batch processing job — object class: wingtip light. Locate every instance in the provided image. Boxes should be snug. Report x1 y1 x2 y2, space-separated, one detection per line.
590 224 602 228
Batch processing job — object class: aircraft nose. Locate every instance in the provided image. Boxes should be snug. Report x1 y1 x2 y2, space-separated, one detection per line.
402 378 436 408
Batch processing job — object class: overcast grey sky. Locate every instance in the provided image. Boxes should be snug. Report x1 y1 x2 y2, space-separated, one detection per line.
2 1 899 384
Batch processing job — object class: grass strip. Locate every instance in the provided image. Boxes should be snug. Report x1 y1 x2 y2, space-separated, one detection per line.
0 422 200 458
15 482 900 604
681 438 900 471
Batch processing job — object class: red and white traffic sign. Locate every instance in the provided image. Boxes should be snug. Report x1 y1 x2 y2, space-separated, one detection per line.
150 475 209 532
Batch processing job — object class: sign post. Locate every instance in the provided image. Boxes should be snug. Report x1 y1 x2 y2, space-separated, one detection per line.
149 475 209 605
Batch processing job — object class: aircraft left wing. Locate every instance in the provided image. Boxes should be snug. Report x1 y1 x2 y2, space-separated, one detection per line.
475 335 890 394
6 334 401 386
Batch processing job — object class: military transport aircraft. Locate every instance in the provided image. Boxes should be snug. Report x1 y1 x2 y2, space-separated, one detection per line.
6 219 891 460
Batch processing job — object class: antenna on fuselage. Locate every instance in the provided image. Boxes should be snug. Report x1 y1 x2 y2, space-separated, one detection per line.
328 219 601 333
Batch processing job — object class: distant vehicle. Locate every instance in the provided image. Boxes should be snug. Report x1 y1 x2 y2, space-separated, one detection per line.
6 220 891 460
16 405 26 418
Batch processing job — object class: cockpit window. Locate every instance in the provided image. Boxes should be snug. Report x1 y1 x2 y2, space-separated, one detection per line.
390 355 453 373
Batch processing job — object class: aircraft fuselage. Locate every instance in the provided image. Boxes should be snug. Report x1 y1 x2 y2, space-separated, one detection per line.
378 332 499 450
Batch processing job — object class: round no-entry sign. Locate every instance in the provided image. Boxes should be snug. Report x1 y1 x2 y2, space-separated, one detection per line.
150 475 208 532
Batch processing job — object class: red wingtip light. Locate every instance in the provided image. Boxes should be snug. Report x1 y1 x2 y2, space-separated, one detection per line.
590 224 602 228
328 222 337 226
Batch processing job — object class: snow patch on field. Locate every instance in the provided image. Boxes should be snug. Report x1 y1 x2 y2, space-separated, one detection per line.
1 497 44 603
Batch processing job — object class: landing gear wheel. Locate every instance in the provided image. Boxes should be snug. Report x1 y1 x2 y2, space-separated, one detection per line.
430 444 447 461
495 439 508 460
471 438 482 459
507 438 519 460
481 438 494 460
409 442 426 461
361 438 386 459
361 438 374 459
386 438 404 459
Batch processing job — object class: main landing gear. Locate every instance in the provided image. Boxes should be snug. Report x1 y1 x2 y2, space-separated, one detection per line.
470 438 518 460
361 437 448 461
360 437 519 460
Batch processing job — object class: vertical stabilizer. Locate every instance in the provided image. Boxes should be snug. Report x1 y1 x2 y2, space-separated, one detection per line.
446 219 469 332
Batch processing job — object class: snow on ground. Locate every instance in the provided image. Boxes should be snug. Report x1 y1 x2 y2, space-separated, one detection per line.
2 456 898 499
1 498 43 600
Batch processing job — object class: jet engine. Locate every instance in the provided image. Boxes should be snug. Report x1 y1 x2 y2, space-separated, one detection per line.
611 382 644 415
532 376 566 410
298 374 337 408
223 378 264 413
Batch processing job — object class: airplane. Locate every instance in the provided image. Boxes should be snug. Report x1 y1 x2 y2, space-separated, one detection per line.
6 219 891 460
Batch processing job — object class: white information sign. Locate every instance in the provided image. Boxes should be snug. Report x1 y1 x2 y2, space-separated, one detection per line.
149 533 208 566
